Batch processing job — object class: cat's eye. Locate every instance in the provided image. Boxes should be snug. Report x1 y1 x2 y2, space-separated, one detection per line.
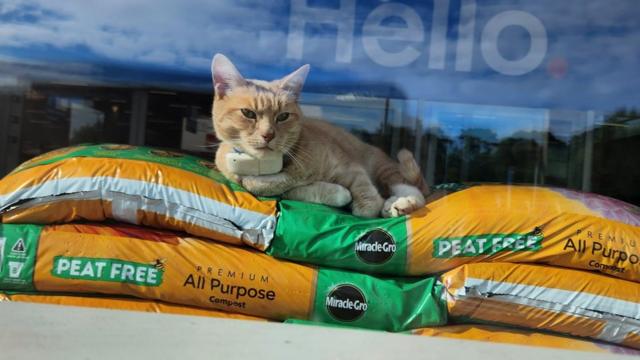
276 112 290 122
241 108 257 119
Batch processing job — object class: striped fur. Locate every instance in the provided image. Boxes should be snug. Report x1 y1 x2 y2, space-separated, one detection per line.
211 54 429 217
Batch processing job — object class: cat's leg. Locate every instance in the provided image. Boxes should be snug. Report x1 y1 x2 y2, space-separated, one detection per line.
283 182 352 207
241 172 301 197
240 161 317 198
364 147 428 217
336 167 384 218
381 184 426 218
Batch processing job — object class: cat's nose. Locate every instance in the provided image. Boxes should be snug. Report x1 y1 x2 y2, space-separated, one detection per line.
262 132 275 143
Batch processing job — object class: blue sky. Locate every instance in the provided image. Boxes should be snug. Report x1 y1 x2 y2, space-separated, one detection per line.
0 0 638 115
426 102 547 140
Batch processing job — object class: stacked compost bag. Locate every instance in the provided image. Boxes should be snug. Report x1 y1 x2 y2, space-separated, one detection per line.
0 144 639 354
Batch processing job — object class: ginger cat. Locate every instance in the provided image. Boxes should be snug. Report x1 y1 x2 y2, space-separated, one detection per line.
211 54 429 218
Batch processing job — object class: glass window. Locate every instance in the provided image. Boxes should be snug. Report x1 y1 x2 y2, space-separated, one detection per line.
0 0 638 205
11 86 132 165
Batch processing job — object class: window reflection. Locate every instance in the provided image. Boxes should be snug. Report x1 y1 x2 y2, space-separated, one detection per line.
423 103 547 185
13 85 131 163
0 0 638 206
6 83 637 205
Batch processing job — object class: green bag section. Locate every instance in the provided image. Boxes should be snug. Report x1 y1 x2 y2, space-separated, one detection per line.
311 268 446 331
0 224 39 291
269 200 409 274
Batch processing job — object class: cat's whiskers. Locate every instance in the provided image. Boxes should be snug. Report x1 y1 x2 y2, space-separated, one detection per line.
283 138 310 168
283 148 306 169
282 139 314 164
289 145 314 163
291 151 312 165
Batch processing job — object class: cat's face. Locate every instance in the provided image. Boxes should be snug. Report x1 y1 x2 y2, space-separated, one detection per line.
211 54 309 159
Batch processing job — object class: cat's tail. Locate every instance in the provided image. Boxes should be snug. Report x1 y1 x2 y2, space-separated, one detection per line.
397 149 430 197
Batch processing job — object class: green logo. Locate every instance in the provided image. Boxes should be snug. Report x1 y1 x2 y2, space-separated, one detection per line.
433 229 543 258
52 256 163 287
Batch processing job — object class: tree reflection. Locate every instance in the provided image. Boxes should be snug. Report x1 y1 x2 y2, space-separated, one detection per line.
591 108 640 206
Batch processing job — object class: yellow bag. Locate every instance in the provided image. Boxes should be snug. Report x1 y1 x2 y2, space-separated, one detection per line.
412 325 639 355
441 263 640 349
0 222 446 331
0 292 266 321
0 145 277 250
272 185 640 283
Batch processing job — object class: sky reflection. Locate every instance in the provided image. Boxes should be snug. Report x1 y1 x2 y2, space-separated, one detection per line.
0 0 638 113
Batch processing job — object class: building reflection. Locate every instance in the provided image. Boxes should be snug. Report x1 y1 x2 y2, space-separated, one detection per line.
0 82 638 206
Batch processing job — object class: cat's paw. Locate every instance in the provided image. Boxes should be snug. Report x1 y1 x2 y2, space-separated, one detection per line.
325 184 352 207
352 196 384 218
282 182 352 207
381 195 425 218
241 175 282 196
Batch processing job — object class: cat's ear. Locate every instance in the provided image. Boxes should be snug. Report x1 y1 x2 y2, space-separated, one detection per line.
211 54 246 99
279 64 310 98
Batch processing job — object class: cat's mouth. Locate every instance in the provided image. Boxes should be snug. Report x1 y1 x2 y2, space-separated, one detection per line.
247 144 277 158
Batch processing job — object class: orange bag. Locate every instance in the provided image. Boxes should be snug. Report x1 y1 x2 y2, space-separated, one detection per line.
442 263 640 349
0 145 277 250
0 222 446 332
272 185 640 283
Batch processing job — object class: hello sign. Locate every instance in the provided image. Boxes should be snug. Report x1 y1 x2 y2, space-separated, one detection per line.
286 0 548 76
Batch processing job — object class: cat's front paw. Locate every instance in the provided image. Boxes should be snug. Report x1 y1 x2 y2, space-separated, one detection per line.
351 196 384 218
241 175 283 197
328 185 352 207
381 195 425 217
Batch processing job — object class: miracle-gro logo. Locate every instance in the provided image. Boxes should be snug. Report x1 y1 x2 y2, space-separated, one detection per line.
326 284 368 322
354 229 397 265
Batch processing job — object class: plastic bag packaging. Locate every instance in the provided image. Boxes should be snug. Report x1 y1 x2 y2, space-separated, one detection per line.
271 185 640 282
0 222 446 332
441 262 640 349
0 145 277 250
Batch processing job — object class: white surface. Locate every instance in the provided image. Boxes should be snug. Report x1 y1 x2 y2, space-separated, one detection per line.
0 301 633 360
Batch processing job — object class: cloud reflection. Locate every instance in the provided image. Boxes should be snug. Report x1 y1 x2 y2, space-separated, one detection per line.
0 0 637 112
